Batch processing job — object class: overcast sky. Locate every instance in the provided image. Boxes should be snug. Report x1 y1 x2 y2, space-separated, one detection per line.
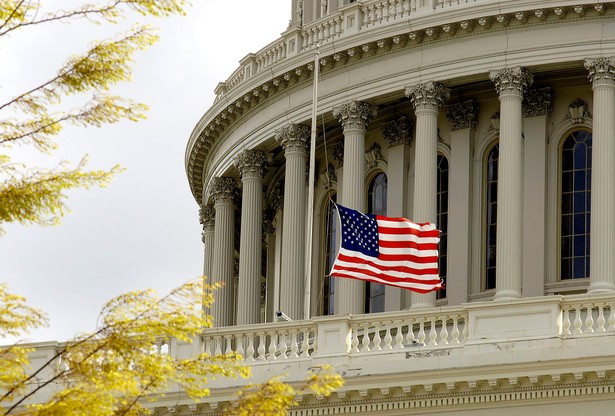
0 1 289 342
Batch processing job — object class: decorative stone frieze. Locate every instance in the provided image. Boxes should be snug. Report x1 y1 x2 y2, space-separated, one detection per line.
566 98 592 124
522 87 554 117
382 116 413 147
446 100 479 131
209 177 237 206
269 182 284 212
333 101 377 132
585 57 615 84
275 123 310 153
405 82 450 112
234 149 272 179
489 67 533 97
332 141 344 168
365 142 384 169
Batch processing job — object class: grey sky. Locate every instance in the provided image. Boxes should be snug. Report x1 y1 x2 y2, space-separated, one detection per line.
0 1 289 342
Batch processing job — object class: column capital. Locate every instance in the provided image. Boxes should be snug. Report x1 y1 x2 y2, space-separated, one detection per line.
234 149 272 179
522 87 554 118
383 116 413 147
585 57 615 85
333 100 377 132
275 123 310 154
199 205 215 229
405 81 449 112
446 100 479 131
210 177 237 206
489 67 533 97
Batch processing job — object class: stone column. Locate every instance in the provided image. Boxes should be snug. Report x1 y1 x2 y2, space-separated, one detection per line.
445 100 478 305
522 88 553 297
382 116 413 311
209 177 237 327
406 82 449 308
263 212 277 322
200 205 215 313
332 101 377 315
275 124 310 320
489 67 532 300
234 150 271 325
585 58 615 293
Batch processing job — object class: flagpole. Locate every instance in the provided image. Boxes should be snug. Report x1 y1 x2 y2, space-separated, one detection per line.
303 45 320 321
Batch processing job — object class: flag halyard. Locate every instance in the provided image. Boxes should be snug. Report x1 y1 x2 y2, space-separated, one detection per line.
330 204 443 293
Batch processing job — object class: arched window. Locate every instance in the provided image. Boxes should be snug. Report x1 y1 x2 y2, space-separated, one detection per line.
436 154 449 299
560 130 592 280
323 194 337 315
365 172 387 313
484 143 499 290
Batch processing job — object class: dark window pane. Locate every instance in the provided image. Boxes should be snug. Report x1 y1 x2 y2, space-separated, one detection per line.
573 258 585 278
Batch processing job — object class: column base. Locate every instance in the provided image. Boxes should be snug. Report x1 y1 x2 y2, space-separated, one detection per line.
588 281 615 294
493 290 522 301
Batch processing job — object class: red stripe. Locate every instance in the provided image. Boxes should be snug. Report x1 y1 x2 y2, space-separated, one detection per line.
336 253 439 275
377 253 439 263
330 271 440 293
375 216 434 228
377 227 440 238
332 264 440 282
378 240 439 250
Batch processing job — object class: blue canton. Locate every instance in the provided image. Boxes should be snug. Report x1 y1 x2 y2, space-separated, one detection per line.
337 204 380 257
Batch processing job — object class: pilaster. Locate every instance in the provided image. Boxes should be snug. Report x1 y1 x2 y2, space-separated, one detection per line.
332 101 377 315
275 124 311 320
406 82 449 308
489 67 532 301
585 57 615 293
234 149 271 325
209 177 237 327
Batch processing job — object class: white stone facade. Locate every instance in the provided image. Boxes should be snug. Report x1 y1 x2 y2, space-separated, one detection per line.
180 0 615 414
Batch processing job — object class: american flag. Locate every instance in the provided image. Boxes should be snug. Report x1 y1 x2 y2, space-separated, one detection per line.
330 204 443 293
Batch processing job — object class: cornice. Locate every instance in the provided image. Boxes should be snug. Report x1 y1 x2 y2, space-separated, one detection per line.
186 2 615 204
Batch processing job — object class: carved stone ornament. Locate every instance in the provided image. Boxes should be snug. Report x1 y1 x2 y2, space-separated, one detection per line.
566 98 592 124
333 100 378 132
405 82 450 112
209 177 237 206
489 112 500 131
332 141 344 168
489 67 533 97
275 123 310 154
262 209 276 235
234 149 272 179
446 100 479 131
585 57 615 84
365 142 384 169
383 116 413 147
522 87 554 118
199 205 215 230
269 181 284 212
320 163 337 189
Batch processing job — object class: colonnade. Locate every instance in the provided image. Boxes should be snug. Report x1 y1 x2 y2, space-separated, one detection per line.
201 60 615 327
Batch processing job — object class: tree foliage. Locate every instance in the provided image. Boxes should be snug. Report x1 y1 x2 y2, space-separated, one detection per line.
0 282 343 415
0 0 190 233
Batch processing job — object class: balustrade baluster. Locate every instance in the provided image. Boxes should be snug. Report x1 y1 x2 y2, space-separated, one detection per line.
214 336 222 355
418 320 426 344
268 332 278 359
224 335 233 354
584 304 595 333
278 331 288 358
597 304 606 332
428 318 438 346
289 332 299 358
562 308 572 335
257 333 266 360
245 334 255 361
573 306 583 334
463 317 469 341
439 316 449 345
361 6 370 27
451 316 460 344
361 323 371 352
405 318 416 345
608 303 615 331
394 321 404 349
384 322 393 349
376 3 384 22
300 330 310 357
203 337 212 356
373 323 383 350
236 335 245 357
404 0 411 16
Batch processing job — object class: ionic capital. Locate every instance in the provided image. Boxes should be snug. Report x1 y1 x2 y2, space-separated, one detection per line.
585 57 615 85
405 82 449 112
383 116 413 147
333 100 377 132
209 177 237 206
199 205 216 230
275 124 310 154
522 87 554 118
446 100 479 131
234 149 272 179
490 67 533 97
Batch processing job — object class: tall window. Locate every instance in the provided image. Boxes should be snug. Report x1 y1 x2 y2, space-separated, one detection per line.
560 130 592 280
436 155 449 299
323 194 337 315
365 172 387 313
484 143 499 290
